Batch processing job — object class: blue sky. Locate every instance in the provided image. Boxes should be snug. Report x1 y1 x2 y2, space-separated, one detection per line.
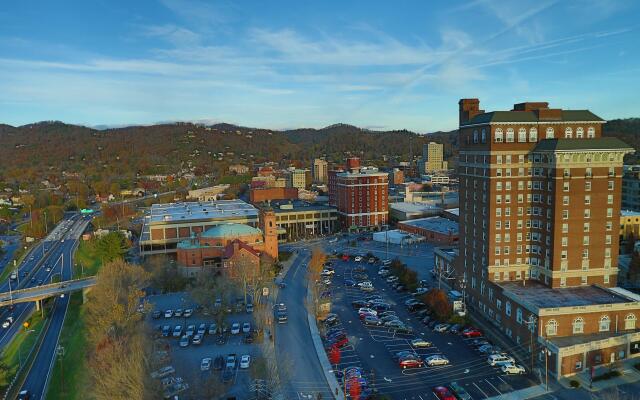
0 0 638 132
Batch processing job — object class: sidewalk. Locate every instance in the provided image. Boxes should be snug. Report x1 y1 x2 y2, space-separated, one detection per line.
558 359 640 392
485 384 549 400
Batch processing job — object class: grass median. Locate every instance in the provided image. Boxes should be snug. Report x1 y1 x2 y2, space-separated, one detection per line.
45 292 88 400
0 313 45 389
74 239 102 277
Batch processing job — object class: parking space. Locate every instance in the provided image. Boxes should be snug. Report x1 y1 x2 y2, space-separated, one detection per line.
145 292 262 399
319 246 539 400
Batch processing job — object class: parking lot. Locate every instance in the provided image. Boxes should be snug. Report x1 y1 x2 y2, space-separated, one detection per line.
321 251 538 399
146 292 262 399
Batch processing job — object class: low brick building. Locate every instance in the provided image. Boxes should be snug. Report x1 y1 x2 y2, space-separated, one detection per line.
249 187 298 204
398 216 459 245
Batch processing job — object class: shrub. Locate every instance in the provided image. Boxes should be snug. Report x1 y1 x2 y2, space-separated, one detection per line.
592 370 621 382
569 380 580 388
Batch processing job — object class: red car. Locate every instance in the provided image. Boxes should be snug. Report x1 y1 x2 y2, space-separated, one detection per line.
399 358 423 369
432 386 456 400
359 311 376 320
462 328 483 338
328 335 349 348
342 254 349 261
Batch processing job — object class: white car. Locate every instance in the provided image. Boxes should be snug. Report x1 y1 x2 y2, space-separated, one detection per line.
164 309 173 318
386 276 399 283
240 355 251 369
2 317 14 329
488 354 515 366
354 256 363 262
200 357 212 371
321 269 335 276
358 307 377 316
242 322 251 333
502 364 526 375
231 322 241 335
358 281 373 288
425 355 450 366
411 338 432 348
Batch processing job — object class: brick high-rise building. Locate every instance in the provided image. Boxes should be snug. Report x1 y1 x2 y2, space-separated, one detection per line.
330 158 388 230
451 99 640 378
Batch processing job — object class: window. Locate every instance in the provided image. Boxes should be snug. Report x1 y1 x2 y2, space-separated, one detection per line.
546 319 558 336
563 182 570 192
599 316 611 332
495 128 504 143
607 195 613 204
565 127 573 138
584 209 591 219
473 130 478 143
529 127 538 142
506 301 511 316
608 181 614 191
496 155 503 165
585 195 591 205
545 127 554 139
585 168 592 178
582 249 589 259
518 128 527 142
576 127 584 138
562 210 569 220
587 127 595 138
481 129 486 143
516 308 523 324
607 208 613 218
583 236 589 245
562 223 569 233
584 222 590 232
563 196 570 206
625 314 637 330
606 235 612 245
562 237 568 247
573 317 584 334
585 181 591 191
506 128 515 143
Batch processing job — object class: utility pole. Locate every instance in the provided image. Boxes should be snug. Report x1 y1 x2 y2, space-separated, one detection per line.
525 315 537 372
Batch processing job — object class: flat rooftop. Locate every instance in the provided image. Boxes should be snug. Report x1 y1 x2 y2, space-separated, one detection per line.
500 281 633 310
268 200 336 213
547 329 640 349
399 216 459 235
390 202 442 214
621 210 640 217
146 199 258 225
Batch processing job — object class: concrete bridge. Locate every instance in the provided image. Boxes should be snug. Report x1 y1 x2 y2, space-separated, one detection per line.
0 277 96 309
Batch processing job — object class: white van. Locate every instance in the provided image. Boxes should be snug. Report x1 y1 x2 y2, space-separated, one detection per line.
487 354 515 366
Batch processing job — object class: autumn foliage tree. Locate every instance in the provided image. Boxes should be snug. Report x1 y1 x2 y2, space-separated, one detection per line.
421 288 452 321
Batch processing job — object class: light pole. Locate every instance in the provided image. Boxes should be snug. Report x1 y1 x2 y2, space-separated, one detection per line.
525 315 537 372
541 347 551 391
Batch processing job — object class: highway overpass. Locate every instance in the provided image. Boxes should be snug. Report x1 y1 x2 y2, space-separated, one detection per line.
0 277 96 308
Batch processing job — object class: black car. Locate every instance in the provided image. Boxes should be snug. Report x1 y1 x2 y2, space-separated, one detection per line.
244 332 254 343
449 324 462 334
392 325 413 334
17 390 30 400
372 303 391 312
152 310 162 319
395 284 407 292
352 300 368 309
323 313 339 325
407 302 426 312
344 279 357 287
421 316 432 325
213 355 225 370
415 309 430 318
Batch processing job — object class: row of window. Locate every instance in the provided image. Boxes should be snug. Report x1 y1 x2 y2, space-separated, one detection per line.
478 126 596 144
545 314 636 336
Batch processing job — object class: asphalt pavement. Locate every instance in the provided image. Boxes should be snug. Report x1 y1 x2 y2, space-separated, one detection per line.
274 249 334 399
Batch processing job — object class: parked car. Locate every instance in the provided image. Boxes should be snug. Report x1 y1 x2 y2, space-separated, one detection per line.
378 311 396 318
183 308 193 318
392 350 419 361
152 310 162 319
352 300 368 309
179 335 190 348
462 328 483 338
384 320 405 328
213 356 224 370
432 386 456 400
244 332 255 343
399 357 424 369
172 325 183 338
363 316 382 326
242 322 251 333
358 307 377 316
208 323 217 335
502 364 526 375
386 276 399 283
411 338 432 348
200 357 212 371
231 322 241 335
323 313 339 325
161 325 171 337
412 287 429 296
225 354 237 369
197 323 207 335
164 310 174 318
192 334 202 345
344 279 357 287
240 355 251 369
488 354 515 366
434 323 451 332
354 256 363 262
246 303 254 313
185 325 196 337
425 355 450 366
448 324 462 334
392 325 414 334
448 382 472 400
174 309 183 317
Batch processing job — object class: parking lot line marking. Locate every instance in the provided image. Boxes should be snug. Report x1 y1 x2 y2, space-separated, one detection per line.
473 382 489 398
497 376 509 386
484 379 502 396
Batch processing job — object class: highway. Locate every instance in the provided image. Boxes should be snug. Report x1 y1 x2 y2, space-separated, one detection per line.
0 277 96 307
0 214 85 350
17 215 91 399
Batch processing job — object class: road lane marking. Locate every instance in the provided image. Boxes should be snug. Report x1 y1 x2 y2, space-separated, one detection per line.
472 382 489 398
484 378 502 395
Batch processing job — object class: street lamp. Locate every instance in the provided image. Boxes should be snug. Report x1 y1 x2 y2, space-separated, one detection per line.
541 347 551 391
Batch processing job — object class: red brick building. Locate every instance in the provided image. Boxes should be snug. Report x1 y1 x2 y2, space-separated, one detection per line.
249 187 298 204
176 210 278 277
398 216 458 245
330 158 389 231
451 98 640 378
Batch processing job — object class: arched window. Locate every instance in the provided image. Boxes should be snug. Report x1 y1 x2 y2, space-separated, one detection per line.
576 127 584 138
495 128 504 143
587 127 595 138
505 301 512 316
546 319 558 336
516 308 523 323
481 128 486 143
473 130 479 144
545 127 554 139
565 127 573 138
529 127 538 142
506 128 515 143
573 317 584 334
599 315 611 332
518 128 527 143
625 313 637 330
